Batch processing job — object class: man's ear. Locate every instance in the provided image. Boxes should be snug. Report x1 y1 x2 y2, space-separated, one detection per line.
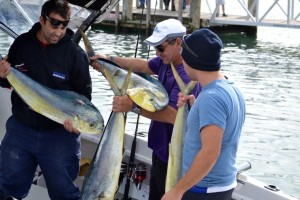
39 15 45 25
176 37 183 47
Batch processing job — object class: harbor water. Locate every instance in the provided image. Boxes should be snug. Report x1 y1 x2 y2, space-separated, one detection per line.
1 25 300 199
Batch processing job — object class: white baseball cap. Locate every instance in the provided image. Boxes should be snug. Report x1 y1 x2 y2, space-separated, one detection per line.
144 19 186 46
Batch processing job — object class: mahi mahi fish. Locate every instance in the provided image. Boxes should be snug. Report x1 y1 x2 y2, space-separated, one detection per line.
80 68 131 200
80 30 169 112
165 63 198 192
6 66 104 134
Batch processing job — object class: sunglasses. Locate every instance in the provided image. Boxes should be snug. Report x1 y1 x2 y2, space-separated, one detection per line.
42 13 69 27
154 43 170 53
154 38 177 53
182 35 198 58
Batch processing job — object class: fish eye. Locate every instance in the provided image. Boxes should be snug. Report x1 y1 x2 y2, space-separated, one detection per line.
89 123 96 128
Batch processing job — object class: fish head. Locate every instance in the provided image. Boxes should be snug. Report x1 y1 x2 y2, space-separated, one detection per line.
73 107 104 135
126 87 168 112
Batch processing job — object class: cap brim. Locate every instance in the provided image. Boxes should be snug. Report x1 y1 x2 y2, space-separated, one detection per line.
144 35 166 46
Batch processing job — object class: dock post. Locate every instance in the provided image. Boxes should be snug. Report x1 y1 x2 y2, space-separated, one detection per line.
115 2 120 28
123 0 133 20
146 0 151 32
189 0 200 31
177 0 183 22
248 0 257 17
247 0 257 35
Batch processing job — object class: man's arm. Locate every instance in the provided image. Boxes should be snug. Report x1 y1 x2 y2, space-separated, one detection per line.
162 125 223 200
112 95 177 125
90 54 155 75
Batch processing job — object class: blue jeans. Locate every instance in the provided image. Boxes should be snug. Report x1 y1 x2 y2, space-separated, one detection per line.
0 116 81 200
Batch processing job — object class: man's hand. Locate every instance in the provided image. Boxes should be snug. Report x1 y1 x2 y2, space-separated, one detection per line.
63 118 80 135
0 56 11 79
112 95 133 113
89 54 108 71
177 92 195 108
161 187 184 200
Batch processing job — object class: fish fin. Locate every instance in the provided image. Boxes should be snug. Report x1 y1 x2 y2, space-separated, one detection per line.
137 72 167 95
50 87 78 98
52 89 98 110
79 28 96 57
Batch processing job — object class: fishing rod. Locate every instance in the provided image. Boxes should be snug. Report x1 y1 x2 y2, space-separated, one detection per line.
122 2 159 199
72 0 120 43
0 21 18 39
122 113 140 200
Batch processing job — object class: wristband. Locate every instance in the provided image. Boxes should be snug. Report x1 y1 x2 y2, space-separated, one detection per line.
132 103 141 114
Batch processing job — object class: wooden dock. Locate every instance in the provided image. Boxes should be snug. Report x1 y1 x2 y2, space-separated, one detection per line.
92 0 300 35
93 7 257 35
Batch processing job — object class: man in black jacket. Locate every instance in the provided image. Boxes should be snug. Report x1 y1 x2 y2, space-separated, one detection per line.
0 0 91 199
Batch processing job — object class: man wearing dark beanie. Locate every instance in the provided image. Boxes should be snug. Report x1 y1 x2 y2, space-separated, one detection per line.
162 28 246 200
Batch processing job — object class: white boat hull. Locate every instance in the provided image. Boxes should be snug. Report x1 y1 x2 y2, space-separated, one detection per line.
233 173 297 200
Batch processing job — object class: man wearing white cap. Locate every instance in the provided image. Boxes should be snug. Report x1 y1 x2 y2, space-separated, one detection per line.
90 18 201 200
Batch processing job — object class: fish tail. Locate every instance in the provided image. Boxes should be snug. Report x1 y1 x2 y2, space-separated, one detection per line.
79 28 96 57
103 67 132 96
171 62 197 95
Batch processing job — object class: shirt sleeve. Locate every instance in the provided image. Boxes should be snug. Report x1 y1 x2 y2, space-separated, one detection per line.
148 57 161 75
198 92 227 130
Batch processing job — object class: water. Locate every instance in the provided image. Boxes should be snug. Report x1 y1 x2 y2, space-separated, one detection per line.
1 24 300 199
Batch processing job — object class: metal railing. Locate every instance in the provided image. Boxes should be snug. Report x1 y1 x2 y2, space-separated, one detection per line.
208 0 300 29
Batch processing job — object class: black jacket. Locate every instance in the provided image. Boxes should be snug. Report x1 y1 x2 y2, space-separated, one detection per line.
0 23 92 131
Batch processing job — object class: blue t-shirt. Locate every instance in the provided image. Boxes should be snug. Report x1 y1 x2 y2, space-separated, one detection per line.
183 79 246 187
148 56 201 163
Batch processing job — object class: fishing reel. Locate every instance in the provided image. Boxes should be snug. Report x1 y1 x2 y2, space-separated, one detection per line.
131 163 147 190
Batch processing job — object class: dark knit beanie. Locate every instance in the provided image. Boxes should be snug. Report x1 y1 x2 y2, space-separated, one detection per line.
181 28 223 71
